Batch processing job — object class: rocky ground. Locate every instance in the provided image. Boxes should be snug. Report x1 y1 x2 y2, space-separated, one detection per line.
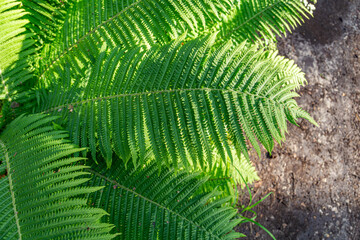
238 0 360 239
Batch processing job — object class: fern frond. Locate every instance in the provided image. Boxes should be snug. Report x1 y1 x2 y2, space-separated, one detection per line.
34 35 316 168
84 157 243 239
0 0 35 100
0 114 116 239
217 0 314 45
37 0 234 84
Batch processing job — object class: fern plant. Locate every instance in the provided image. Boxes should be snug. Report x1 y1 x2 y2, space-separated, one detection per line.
0 0 317 239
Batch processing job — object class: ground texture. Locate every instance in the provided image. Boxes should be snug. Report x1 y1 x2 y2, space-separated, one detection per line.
238 0 360 239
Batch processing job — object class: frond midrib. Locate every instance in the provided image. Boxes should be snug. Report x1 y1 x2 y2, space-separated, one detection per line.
0 139 22 239
41 87 287 114
85 168 224 240
39 0 144 80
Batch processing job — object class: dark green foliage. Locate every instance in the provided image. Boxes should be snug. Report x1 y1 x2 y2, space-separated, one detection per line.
0 114 116 239
85 157 245 239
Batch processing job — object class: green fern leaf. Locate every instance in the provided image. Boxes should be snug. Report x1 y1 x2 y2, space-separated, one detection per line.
0 114 116 239
34 34 316 168
84 157 243 239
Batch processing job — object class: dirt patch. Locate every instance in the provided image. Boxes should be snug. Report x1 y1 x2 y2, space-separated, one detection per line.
296 0 350 45
237 0 360 239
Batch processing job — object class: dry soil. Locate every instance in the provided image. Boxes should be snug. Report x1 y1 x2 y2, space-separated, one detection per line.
237 0 360 239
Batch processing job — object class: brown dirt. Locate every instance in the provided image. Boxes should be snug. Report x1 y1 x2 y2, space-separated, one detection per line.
237 0 360 239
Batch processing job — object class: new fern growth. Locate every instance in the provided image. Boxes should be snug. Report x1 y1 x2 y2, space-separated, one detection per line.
0 0 317 239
